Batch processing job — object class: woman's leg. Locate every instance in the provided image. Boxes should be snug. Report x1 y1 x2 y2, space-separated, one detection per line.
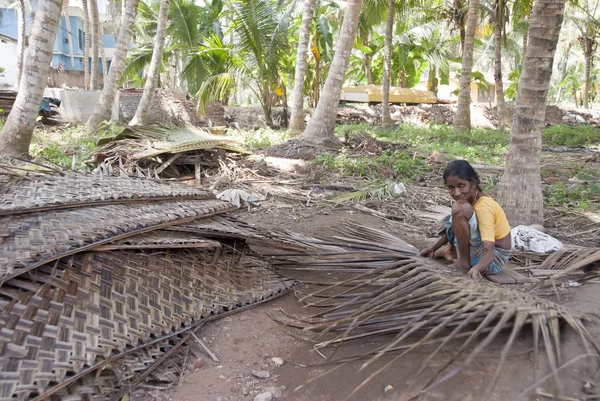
450 201 475 270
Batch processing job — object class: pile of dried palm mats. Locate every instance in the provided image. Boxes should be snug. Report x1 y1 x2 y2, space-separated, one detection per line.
0 167 293 401
269 222 600 400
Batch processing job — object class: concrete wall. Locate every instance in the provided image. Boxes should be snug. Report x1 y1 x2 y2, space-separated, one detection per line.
44 88 111 124
0 37 17 87
47 69 104 89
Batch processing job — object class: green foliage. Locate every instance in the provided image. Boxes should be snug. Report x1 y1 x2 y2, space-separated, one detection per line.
542 125 600 146
0 117 4 131
30 126 103 170
316 149 429 179
505 69 520 100
546 182 600 210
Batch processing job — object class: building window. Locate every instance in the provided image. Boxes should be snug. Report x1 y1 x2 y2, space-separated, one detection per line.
78 29 83 49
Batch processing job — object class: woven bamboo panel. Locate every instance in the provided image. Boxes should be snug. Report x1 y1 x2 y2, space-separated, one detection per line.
167 215 269 239
0 173 213 215
0 248 292 400
0 199 233 282
93 230 221 251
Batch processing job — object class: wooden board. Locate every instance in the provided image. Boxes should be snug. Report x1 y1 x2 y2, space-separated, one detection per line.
487 265 537 284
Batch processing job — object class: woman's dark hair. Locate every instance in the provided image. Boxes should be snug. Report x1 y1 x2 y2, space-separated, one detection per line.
442 160 482 190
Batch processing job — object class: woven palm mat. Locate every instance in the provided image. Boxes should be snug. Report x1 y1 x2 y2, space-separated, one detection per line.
0 172 213 216
93 230 222 251
269 222 600 399
0 248 293 400
0 199 233 283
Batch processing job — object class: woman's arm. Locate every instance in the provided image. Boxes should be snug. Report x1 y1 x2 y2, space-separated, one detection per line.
420 234 448 257
468 241 495 279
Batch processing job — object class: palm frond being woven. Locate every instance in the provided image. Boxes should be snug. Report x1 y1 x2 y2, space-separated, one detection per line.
0 172 213 215
130 125 249 159
0 199 233 283
538 247 600 275
271 223 600 399
0 248 293 400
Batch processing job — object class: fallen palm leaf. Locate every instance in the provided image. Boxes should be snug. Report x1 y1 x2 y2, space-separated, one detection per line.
129 125 249 159
268 222 600 400
331 181 406 204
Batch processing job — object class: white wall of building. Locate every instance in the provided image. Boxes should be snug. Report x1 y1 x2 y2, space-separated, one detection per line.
0 37 17 87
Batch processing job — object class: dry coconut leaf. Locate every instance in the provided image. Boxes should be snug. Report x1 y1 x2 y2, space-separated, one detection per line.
268 222 600 400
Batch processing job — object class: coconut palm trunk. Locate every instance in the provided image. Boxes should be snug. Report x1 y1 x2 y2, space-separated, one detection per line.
582 36 594 109
300 0 363 147
63 0 76 70
0 0 64 157
15 0 26 87
82 0 90 90
129 0 170 126
363 37 374 84
86 0 139 131
453 0 479 132
496 0 567 225
494 0 507 129
288 0 317 133
89 0 101 90
381 0 394 127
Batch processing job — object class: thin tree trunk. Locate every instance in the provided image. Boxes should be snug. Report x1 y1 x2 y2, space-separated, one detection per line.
15 0 26 87
82 0 90 90
289 0 317 133
0 0 64 157
100 45 107 85
63 0 76 70
582 37 593 109
86 0 139 131
381 0 394 127
455 0 466 52
129 0 170 126
89 0 101 90
109 0 121 36
494 2 507 129
453 0 479 132
496 0 566 226
398 67 407 87
300 0 363 146
363 36 374 84
427 66 439 94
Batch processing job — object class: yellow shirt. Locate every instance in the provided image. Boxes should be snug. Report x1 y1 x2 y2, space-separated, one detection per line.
473 196 510 242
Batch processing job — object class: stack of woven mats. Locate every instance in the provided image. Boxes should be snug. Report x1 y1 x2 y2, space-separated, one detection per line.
0 170 293 401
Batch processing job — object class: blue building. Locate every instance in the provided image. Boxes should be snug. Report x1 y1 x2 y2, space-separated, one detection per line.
0 0 117 79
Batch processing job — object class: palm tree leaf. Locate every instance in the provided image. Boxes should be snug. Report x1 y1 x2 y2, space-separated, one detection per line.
268 222 600 399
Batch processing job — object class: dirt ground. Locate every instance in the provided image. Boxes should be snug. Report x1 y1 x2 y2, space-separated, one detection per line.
129 206 600 401
128 145 599 401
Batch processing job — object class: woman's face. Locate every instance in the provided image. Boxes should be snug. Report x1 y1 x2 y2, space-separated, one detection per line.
445 175 476 203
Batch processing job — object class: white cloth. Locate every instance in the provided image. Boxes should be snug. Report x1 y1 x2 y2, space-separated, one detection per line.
216 188 265 208
511 225 563 253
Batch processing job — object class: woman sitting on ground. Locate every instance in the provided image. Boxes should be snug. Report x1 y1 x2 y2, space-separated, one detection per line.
420 160 512 279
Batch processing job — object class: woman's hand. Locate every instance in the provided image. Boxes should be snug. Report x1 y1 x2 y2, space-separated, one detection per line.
420 247 434 258
468 267 483 280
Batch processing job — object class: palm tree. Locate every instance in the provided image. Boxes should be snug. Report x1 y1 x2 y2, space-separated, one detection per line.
493 0 509 128
89 0 101 89
0 0 64 157
289 0 318 133
15 0 26 87
496 0 567 225
87 0 140 131
300 0 363 146
82 0 90 90
381 0 395 126
454 0 480 132
129 0 171 126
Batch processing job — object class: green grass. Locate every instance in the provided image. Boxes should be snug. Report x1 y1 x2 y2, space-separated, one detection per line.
542 125 600 147
30 125 103 170
545 182 600 210
336 123 509 166
315 150 429 180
